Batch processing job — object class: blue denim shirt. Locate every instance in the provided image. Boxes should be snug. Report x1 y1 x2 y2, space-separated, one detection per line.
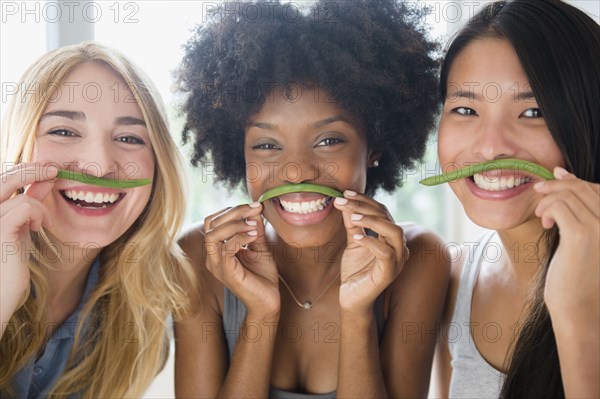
11 257 101 398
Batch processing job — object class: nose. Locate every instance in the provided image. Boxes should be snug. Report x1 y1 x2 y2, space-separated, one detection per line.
471 115 519 161
72 134 117 178
279 150 321 184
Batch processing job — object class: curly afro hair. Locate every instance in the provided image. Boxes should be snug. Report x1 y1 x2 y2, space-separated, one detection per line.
177 0 440 195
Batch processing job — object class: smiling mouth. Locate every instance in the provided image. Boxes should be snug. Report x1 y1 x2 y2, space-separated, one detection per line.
276 196 334 214
471 173 533 191
60 190 125 209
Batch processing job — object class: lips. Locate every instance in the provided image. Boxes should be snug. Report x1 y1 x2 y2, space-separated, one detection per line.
269 192 337 226
60 189 124 209
278 195 334 214
472 173 533 191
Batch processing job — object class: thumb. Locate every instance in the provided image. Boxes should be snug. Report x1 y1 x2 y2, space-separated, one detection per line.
24 179 56 203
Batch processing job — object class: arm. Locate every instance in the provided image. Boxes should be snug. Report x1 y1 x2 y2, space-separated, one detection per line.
175 203 281 398
1 164 56 338
535 168 599 397
332 193 450 397
381 227 451 398
175 226 227 398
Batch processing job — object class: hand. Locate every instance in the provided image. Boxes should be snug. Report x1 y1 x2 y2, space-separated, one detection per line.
534 167 599 318
203 202 280 317
333 190 409 313
1 163 57 331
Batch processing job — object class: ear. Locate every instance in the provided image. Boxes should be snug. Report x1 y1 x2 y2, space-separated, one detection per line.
367 150 382 167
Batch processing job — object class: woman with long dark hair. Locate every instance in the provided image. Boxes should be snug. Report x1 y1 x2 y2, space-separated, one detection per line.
433 1 599 397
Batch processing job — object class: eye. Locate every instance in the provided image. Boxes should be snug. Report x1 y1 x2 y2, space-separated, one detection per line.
451 107 477 116
315 137 343 147
115 135 146 145
519 108 543 118
252 143 280 150
48 129 77 137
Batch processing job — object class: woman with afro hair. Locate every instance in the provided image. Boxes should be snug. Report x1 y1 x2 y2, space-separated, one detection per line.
175 1 449 397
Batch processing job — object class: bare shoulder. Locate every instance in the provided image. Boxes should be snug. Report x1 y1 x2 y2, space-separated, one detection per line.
179 221 206 263
178 222 224 315
399 222 449 274
386 222 450 308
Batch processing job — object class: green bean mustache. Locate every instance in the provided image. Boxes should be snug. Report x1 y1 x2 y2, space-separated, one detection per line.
419 159 555 186
259 183 343 202
56 170 152 189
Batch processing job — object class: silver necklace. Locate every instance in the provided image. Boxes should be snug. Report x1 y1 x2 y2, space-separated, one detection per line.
278 271 341 310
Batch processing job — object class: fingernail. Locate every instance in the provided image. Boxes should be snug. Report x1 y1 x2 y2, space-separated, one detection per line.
350 213 363 221
353 234 364 240
534 181 544 190
335 197 348 205
247 230 258 236
344 190 357 197
246 220 257 226
249 201 261 208
554 166 569 179
46 165 59 175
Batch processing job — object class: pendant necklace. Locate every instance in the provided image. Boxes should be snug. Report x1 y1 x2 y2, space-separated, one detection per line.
278 271 341 310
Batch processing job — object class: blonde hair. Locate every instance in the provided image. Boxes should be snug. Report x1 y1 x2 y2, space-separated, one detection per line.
0 41 196 397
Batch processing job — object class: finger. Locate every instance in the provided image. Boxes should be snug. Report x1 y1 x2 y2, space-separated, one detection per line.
0 196 53 228
351 235 403 281
2 201 49 237
347 214 404 245
204 232 258 276
536 190 597 225
333 196 366 243
1 164 59 202
205 202 262 231
245 212 267 251
205 218 258 243
23 179 56 204
534 178 599 218
352 217 408 266
333 190 390 219
537 197 582 231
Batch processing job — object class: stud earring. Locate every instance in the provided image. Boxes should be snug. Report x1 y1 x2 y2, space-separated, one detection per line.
373 160 379 167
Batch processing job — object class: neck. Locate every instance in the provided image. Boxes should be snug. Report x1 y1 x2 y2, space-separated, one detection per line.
42 241 101 318
269 226 345 292
495 217 550 280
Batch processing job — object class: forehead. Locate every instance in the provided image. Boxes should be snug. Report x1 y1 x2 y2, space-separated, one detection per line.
44 62 141 112
448 38 530 87
251 86 349 121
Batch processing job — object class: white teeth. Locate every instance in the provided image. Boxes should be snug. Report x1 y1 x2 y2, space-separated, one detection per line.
280 196 330 214
473 173 531 191
64 190 120 204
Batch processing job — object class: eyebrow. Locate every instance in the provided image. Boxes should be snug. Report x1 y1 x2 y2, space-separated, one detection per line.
247 115 350 130
515 91 536 101
312 115 350 128
40 110 85 121
116 116 146 127
446 91 482 102
39 111 146 127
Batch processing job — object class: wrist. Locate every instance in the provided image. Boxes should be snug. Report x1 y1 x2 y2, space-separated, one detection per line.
340 306 375 326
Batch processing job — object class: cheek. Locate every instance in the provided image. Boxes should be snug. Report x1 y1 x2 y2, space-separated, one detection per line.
31 140 61 164
437 123 455 165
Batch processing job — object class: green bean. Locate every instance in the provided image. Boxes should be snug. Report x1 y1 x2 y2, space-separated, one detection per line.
419 159 555 186
259 183 343 202
57 170 152 188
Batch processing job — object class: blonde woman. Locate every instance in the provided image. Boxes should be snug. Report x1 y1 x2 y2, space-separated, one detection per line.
0 42 195 397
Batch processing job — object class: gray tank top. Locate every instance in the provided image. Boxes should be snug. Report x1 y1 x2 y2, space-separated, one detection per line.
223 287 386 399
448 232 505 398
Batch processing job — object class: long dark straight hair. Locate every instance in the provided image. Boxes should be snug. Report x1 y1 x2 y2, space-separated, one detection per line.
440 0 600 397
